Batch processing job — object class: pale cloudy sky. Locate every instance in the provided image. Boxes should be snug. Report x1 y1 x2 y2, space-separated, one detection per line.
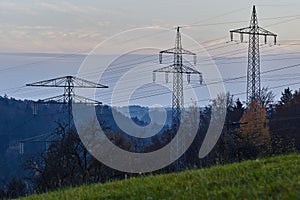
1 0 300 53
0 0 300 106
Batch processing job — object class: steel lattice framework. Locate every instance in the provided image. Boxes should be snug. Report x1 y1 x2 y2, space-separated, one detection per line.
230 5 277 103
19 76 108 154
153 27 202 171
27 75 108 129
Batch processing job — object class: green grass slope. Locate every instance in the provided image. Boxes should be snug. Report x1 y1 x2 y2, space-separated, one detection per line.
22 154 300 200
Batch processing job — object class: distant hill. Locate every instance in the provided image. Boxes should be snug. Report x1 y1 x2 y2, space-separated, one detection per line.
0 96 66 181
0 96 171 182
21 153 300 200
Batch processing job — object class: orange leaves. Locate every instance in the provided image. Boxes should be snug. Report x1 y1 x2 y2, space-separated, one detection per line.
237 99 271 155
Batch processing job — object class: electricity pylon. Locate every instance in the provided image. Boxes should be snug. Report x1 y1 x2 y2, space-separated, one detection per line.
230 5 277 103
20 75 108 154
27 76 108 129
153 27 203 171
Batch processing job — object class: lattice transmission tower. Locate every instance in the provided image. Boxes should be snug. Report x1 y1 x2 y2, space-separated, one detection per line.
230 5 277 103
153 27 203 171
19 75 108 154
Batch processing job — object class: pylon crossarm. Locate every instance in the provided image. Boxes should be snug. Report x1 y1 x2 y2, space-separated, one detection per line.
230 26 251 32
35 94 101 105
73 77 108 88
22 75 108 154
21 140 55 143
230 27 252 35
160 48 196 55
20 132 53 142
36 94 66 104
27 76 109 88
181 65 202 74
73 94 102 105
231 27 277 36
230 26 277 44
257 27 277 36
160 48 177 54
26 76 70 87
180 48 196 55
153 65 177 73
153 64 201 76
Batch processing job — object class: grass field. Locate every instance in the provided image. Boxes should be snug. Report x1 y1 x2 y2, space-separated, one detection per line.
21 153 300 200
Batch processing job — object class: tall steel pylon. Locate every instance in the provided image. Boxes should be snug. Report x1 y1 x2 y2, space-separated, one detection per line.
19 76 108 154
230 5 277 103
27 75 108 129
153 27 202 171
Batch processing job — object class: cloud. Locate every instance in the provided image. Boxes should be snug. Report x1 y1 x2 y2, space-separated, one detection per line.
17 25 54 30
0 27 107 53
36 2 103 15
0 1 37 16
37 2 83 14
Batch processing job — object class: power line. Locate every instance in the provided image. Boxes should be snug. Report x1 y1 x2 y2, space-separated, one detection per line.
98 62 300 105
4 42 298 102
0 10 298 77
230 5 278 104
0 50 88 73
12 46 298 105
1 16 300 100
184 14 300 28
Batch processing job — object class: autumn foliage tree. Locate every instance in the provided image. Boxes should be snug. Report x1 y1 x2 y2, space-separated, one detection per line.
236 99 271 158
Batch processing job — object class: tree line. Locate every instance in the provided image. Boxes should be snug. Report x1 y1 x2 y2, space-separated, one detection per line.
1 87 299 199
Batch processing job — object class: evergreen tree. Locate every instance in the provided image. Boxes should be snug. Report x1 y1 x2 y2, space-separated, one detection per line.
280 87 293 105
270 88 300 153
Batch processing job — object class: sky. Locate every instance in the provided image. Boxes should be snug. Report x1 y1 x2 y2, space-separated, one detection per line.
0 0 300 107
1 0 300 53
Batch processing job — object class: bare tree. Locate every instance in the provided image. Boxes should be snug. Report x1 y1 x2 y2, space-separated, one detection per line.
259 87 275 107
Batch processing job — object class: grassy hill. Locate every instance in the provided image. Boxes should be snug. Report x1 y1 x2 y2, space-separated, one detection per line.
22 154 300 200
